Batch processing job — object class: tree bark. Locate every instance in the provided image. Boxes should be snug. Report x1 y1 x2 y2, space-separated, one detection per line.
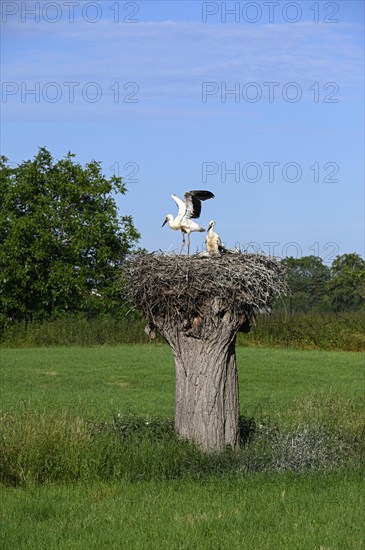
154 306 245 453
172 335 239 452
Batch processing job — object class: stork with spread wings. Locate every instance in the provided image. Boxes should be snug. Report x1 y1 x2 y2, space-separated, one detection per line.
162 190 215 254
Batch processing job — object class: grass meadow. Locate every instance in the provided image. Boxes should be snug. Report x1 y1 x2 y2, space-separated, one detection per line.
1 345 364 549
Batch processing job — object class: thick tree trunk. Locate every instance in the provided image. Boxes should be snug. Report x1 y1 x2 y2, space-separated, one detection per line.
172 335 239 452
154 306 244 453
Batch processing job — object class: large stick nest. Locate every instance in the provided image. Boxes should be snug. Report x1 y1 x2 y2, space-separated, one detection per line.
124 253 287 327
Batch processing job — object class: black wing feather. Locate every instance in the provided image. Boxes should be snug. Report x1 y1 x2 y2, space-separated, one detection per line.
184 190 214 219
189 190 215 201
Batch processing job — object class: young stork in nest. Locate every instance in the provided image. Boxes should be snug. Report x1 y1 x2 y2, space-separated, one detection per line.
206 220 225 255
162 190 214 254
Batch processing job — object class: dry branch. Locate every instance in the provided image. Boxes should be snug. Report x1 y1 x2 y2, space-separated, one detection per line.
124 252 287 332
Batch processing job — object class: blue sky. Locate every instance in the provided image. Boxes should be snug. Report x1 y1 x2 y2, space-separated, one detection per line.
1 0 364 261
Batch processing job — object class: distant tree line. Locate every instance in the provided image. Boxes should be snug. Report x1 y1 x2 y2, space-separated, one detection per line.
280 254 364 314
0 149 364 330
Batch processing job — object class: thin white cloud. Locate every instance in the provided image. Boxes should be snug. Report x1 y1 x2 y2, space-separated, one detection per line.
2 19 363 120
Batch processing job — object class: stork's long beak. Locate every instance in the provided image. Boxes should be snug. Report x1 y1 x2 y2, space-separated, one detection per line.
162 218 167 228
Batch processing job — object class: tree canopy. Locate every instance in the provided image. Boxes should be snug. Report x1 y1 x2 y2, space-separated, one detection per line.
281 256 330 313
280 254 364 313
327 253 365 312
0 148 140 325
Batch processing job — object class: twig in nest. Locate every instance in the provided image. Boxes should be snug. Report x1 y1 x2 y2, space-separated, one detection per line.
122 252 287 326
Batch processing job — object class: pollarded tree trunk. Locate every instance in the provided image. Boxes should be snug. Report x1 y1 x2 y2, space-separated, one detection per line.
155 305 247 453
126 253 286 454
172 334 239 451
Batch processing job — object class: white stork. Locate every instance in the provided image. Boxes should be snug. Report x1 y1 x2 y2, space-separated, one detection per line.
206 220 225 255
162 190 214 254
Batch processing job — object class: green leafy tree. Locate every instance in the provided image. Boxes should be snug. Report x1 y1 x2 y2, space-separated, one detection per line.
327 253 365 312
0 148 140 325
281 256 331 313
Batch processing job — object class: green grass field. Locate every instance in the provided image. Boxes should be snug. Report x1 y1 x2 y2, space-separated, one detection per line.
2 472 363 550
1 345 364 549
1 345 363 419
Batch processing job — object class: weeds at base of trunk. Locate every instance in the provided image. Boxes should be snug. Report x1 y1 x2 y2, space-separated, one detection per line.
1 404 363 487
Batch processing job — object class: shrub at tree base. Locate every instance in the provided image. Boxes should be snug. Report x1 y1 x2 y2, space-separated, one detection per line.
1 409 363 487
